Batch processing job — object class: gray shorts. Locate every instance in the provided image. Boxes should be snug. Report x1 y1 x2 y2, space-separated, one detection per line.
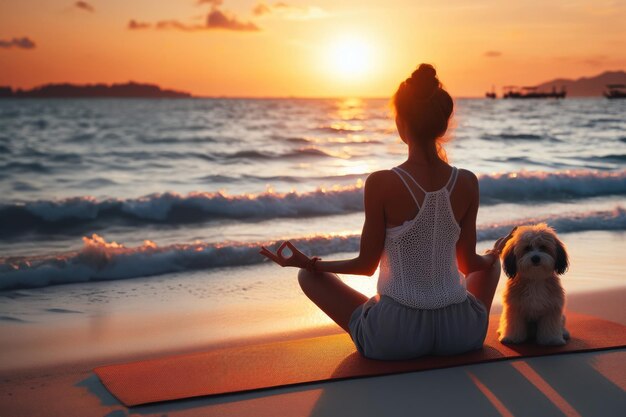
348 292 489 360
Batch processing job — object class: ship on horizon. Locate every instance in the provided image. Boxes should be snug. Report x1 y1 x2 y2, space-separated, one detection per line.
604 84 626 99
502 85 566 99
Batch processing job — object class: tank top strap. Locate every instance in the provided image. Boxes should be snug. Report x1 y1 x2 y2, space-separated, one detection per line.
445 166 459 193
391 167 421 209
393 166 428 194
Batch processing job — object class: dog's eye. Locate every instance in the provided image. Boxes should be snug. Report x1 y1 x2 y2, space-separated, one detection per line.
538 245 547 252
524 245 532 252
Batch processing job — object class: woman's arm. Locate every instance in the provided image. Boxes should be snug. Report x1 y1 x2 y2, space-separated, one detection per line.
314 171 387 276
456 170 498 274
260 171 387 276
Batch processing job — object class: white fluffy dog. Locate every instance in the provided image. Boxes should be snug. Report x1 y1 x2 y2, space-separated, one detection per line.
497 224 570 346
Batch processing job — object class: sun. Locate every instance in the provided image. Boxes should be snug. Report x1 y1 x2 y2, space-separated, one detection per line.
328 37 373 79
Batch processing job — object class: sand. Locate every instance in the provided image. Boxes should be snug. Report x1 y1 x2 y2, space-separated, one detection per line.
0 230 624 416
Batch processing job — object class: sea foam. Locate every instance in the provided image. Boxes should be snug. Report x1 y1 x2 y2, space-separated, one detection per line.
1 206 624 291
1 170 624 237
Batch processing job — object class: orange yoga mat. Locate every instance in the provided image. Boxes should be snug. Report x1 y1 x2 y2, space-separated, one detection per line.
95 312 626 406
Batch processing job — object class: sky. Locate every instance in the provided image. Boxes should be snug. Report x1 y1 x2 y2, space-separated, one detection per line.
1 0 625 97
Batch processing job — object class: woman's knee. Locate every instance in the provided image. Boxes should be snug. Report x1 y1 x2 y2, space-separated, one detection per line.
297 268 338 297
297 268 318 293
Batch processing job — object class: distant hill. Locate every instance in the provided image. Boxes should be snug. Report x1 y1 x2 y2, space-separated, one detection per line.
535 70 626 97
0 82 192 98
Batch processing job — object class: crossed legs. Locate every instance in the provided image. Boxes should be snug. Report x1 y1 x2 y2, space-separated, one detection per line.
297 260 501 333
297 269 369 332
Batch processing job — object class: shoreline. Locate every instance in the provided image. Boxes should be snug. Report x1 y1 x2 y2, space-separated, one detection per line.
1 230 625 416
1 230 624 374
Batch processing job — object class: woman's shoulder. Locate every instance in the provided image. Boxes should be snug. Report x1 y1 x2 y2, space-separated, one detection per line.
366 169 396 181
453 167 479 194
364 169 403 188
455 167 478 183
363 170 400 197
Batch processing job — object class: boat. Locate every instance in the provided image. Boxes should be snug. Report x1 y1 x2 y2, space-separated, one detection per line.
604 84 626 99
503 85 566 99
485 86 496 99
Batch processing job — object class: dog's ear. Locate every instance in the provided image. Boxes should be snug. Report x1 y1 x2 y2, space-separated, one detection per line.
502 243 517 278
555 239 569 275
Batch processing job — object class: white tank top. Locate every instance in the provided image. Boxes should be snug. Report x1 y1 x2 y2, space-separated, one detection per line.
377 166 467 309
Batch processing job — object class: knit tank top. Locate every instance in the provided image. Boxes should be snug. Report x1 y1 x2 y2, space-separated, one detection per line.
377 166 467 309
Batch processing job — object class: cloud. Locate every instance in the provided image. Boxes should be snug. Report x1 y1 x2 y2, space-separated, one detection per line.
554 54 626 68
0 37 36 49
207 9 259 31
128 19 152 30
157 20 213 31
251 2 328 20
197 0 223 5
128 19 200 31
484 51 502 58
253 3 272 16
582 57 607 67
127 13 259 32
74 1 94 12
128 1 260 33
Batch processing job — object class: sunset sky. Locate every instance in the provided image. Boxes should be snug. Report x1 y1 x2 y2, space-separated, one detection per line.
1 0 625 97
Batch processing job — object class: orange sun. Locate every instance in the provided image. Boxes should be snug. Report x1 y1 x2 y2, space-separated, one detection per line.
328 36 373 79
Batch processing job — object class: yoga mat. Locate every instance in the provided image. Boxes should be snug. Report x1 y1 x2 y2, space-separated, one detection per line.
95 312 626 406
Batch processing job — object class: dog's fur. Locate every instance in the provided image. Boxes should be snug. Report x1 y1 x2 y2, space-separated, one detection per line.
497 224 570 345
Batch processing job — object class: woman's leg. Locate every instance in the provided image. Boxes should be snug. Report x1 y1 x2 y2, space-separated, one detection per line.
465 259 501 314
297 269 369 333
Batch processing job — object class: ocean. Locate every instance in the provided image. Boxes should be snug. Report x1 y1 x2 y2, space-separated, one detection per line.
0 97 624 326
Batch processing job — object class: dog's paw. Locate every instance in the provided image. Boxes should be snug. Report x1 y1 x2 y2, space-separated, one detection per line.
537 336 567 346
499 335 525 344
563 328 570 340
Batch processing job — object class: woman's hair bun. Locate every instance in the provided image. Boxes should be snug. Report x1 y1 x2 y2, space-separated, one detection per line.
407 63 440 98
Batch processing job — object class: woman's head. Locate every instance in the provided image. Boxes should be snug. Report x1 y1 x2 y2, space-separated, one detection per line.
393 64 453 162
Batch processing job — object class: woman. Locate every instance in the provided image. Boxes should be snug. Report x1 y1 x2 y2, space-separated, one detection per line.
261 64 513 360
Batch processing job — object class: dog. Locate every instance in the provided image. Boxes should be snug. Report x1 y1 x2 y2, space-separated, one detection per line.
497 223 570 346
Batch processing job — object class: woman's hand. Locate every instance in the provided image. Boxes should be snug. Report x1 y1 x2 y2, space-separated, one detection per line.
496 226 517 252
484 227 517 264
487 226 517 256
259 241 312 269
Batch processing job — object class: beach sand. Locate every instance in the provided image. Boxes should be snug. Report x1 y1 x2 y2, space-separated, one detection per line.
1 230 624 417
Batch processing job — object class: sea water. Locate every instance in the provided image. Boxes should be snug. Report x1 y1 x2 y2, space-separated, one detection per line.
0 97 624 323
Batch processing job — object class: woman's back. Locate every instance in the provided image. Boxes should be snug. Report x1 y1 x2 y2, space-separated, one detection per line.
382 163 473 228
377 165 468 309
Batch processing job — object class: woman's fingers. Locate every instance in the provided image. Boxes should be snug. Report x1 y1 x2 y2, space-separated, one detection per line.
493 227 518 252
259 246 284 266
286 241 305 257
495 238 507 252
259 247 274 259
259 247 275 261
276 241 293 261
261 241 310 269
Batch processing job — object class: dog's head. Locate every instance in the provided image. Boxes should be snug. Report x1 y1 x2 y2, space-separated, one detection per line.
501 223 569 279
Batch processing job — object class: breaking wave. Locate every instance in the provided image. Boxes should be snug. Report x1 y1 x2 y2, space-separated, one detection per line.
1 206 623 290
1 170 624 237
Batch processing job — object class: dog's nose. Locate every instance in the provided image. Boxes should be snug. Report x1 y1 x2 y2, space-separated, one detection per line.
531 255 540 265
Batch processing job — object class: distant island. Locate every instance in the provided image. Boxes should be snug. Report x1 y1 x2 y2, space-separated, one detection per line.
0 82 192 99
535 70 625 97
